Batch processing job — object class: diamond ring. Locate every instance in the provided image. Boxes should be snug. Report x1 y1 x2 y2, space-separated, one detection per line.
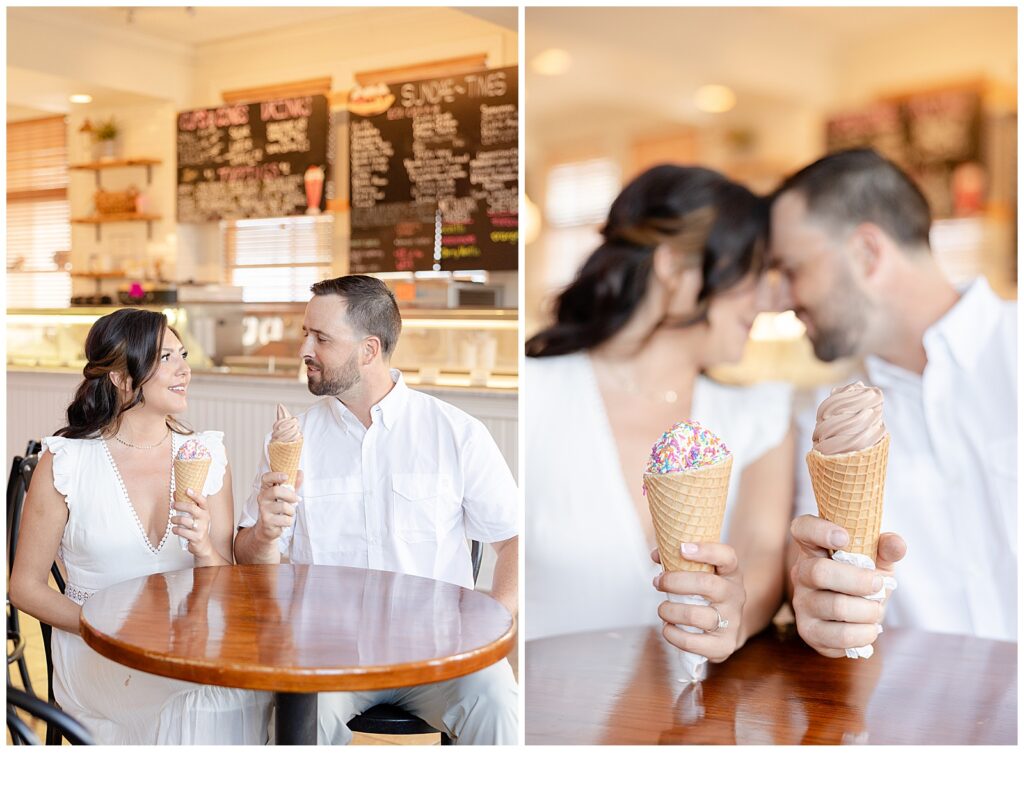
708 605 729 633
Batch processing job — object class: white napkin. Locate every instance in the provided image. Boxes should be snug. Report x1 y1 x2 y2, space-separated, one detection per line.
831 550 897 659
277 486 297 554
674 679 705 725
667 592 710 682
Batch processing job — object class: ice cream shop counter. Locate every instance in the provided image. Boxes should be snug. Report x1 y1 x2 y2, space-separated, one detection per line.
6 304 518 506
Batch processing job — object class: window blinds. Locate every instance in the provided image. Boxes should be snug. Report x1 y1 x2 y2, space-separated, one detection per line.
544 158 621 228
222 215 333 302
6 116 71 273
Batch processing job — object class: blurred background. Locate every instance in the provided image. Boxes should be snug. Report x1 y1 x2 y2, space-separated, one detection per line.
525 6 1017 387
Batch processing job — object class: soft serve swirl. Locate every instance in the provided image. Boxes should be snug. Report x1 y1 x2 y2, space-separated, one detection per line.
811 381 886 455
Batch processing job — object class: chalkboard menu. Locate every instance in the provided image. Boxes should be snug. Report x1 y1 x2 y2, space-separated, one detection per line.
177 95 329 222
826 89 984 218
825 104 908 165
349 67 518 273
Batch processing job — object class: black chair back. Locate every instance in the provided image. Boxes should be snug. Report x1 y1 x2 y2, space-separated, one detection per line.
7 450 40 698
6 445 68 743
6 685 93 745
470 539 483 584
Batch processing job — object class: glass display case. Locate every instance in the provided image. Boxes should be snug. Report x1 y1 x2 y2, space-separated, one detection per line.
6 303 519 391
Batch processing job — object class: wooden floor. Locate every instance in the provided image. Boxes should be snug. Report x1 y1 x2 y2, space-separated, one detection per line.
6 611 441 745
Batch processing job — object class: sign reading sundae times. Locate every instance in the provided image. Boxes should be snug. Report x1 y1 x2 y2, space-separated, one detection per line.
176 95 330 222
349 67 518 273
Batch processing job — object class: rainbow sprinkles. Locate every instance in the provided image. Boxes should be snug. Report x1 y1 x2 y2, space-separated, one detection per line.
645 420 731 474
175 439 211 461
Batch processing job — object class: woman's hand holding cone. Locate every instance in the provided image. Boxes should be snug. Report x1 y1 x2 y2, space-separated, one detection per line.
172 488 215 563
790 514 907 658
652 542 747 663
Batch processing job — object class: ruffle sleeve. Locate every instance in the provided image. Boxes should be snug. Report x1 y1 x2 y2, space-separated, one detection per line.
41 435 75 506
195 430 228 497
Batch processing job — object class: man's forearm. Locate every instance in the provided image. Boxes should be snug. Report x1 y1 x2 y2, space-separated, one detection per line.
233 524 283 565
488 536 518 616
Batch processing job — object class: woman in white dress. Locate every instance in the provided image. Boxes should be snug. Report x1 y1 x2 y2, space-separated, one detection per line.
9 308 271 744
526 164 793 664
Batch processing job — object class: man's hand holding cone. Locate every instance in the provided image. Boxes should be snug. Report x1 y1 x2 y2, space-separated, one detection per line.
794 381 907 659
790 516 905 658
255 404 304 548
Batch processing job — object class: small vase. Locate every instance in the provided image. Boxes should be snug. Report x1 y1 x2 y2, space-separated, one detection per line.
95 139 119 162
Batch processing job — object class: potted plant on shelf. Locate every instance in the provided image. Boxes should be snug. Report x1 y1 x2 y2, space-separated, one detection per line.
92 117 120 162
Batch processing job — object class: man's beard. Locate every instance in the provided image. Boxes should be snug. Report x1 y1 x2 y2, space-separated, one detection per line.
804 266 869 363
306 352 361 396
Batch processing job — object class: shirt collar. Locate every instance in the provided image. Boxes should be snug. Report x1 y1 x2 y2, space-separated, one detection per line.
328 368 408 433
865 277 1000 384
373 368 409 431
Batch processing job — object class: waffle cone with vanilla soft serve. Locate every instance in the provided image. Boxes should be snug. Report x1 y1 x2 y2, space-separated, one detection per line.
643 421 733 573
806 382 889 562
268 439 303 487
269 403 303 487
807 433 890 561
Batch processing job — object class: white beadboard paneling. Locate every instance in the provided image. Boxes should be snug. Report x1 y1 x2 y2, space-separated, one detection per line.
6 371 79 464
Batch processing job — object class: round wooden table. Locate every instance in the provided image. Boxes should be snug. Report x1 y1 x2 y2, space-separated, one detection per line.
526 625 1016 745
79 564 516 745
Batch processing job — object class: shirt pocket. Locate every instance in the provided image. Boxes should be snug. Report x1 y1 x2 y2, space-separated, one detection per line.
392 473 442 543
300 476 364 559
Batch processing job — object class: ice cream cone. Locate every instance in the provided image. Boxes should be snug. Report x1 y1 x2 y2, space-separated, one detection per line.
173 457 211 505
268 438 303 488
806 433 890 561
643 455 733 573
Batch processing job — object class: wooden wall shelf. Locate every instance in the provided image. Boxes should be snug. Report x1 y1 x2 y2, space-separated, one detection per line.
71 213 162 241
69 272 127 280
70 158 162 186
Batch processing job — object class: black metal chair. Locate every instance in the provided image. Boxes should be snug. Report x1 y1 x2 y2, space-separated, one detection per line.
7 442 41 696
6 442 69 744
345 539 485 745
6 684 93 745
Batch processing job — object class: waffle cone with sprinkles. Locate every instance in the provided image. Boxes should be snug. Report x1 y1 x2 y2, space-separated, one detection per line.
643 421 733 573
173 439 212 505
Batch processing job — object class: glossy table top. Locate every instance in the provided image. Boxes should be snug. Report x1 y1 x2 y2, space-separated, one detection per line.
80 564 515 693
526 625 1016 745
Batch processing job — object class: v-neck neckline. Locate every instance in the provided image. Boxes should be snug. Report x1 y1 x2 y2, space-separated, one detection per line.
101 436 175 554
582 352 707 555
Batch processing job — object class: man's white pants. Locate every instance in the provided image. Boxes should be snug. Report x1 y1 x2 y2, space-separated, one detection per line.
317 660 518 745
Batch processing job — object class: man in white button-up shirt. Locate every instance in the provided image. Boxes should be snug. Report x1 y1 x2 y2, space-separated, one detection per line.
769 148 1016 657
235 275 518 745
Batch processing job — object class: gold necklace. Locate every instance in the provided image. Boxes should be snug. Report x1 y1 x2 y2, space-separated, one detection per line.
600 359 683 404
113 426 170 450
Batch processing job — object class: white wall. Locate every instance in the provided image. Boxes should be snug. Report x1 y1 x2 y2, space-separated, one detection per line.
833 8 1017 109
189 7 516 106
7 9 194 107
